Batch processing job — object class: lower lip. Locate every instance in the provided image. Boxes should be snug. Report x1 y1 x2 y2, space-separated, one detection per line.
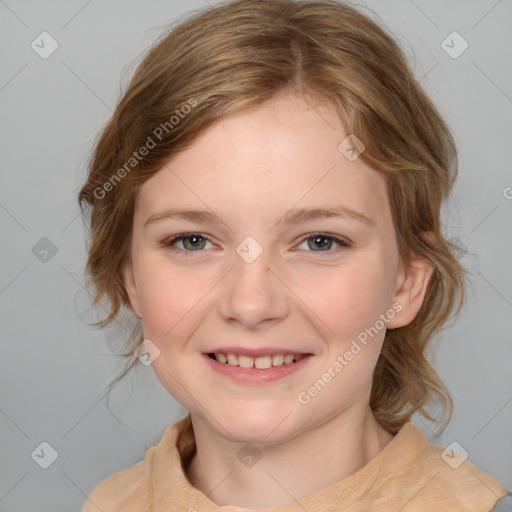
203 354 313 384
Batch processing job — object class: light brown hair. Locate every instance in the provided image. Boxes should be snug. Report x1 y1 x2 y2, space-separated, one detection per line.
78 0 467 434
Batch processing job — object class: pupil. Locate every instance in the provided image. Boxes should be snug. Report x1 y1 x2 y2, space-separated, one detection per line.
185 235 204 250
311 236 330 250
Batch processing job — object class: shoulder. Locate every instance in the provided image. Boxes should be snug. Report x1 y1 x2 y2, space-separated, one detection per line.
80 417 190 512
81 447 155 512
382 422 510 511
490 493 512 511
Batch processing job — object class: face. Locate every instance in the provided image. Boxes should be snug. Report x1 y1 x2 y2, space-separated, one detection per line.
123 93 431 443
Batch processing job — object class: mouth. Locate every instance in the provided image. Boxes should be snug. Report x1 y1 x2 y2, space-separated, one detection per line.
204 351 313 384
206 352 308 369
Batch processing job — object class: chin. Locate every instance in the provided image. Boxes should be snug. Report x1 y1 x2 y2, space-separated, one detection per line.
212 403 302 445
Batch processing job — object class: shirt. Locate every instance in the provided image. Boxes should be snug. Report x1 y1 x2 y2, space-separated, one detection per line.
81 414 509 511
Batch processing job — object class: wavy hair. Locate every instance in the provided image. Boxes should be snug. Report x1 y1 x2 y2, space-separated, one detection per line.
78 0 467 434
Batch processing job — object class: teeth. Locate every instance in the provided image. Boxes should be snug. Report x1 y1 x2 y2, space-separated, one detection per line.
227 353 238 366
255 356 272 369
213 352 306 368
272 354 284 366
238 355 253 368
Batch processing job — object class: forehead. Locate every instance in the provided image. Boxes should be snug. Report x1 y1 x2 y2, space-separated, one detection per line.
135 94 390 226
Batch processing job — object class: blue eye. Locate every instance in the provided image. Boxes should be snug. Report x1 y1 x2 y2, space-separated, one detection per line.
296 233 352 254
163 233 214 252
162 232 352 256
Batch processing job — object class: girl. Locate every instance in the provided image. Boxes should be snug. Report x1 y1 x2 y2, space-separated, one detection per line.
78 0 510 510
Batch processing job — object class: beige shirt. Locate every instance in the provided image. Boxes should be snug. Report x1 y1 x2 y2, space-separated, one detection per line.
82 415 508 511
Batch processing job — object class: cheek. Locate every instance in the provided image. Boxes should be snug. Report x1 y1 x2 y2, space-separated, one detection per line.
293 258 392 342
135 262 215 405
135 260 213 346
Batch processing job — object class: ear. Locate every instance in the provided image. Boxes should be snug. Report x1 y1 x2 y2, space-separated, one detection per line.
386 249 434 329
121 259 141 317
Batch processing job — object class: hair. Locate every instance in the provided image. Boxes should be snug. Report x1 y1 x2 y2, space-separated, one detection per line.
78 0 467 434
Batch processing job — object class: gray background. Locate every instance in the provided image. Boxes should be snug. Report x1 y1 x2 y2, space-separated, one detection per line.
1 0 511 510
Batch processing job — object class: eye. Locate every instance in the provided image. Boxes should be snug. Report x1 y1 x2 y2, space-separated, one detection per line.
162 233 215 253
296 233 352 254
162 232 352 257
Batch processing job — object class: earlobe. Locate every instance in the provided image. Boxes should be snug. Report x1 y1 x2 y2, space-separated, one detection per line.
121 260 140 317
386 252 434 329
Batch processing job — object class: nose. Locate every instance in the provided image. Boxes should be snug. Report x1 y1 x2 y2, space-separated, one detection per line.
217 243 290 329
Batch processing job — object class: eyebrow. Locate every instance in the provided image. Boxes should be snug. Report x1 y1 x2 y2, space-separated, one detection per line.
144 206 374 228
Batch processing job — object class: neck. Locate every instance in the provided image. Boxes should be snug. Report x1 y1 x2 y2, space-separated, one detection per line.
185 407 394 509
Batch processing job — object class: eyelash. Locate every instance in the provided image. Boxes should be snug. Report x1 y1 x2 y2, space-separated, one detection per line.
161 232 352 257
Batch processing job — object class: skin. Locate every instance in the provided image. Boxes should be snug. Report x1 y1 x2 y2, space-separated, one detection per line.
122 92 433 509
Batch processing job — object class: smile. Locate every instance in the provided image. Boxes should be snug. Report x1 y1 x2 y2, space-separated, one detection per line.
204 353 313 384
208 352 305 369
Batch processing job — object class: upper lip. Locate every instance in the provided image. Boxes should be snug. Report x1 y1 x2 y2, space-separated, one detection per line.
204 347 311 357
